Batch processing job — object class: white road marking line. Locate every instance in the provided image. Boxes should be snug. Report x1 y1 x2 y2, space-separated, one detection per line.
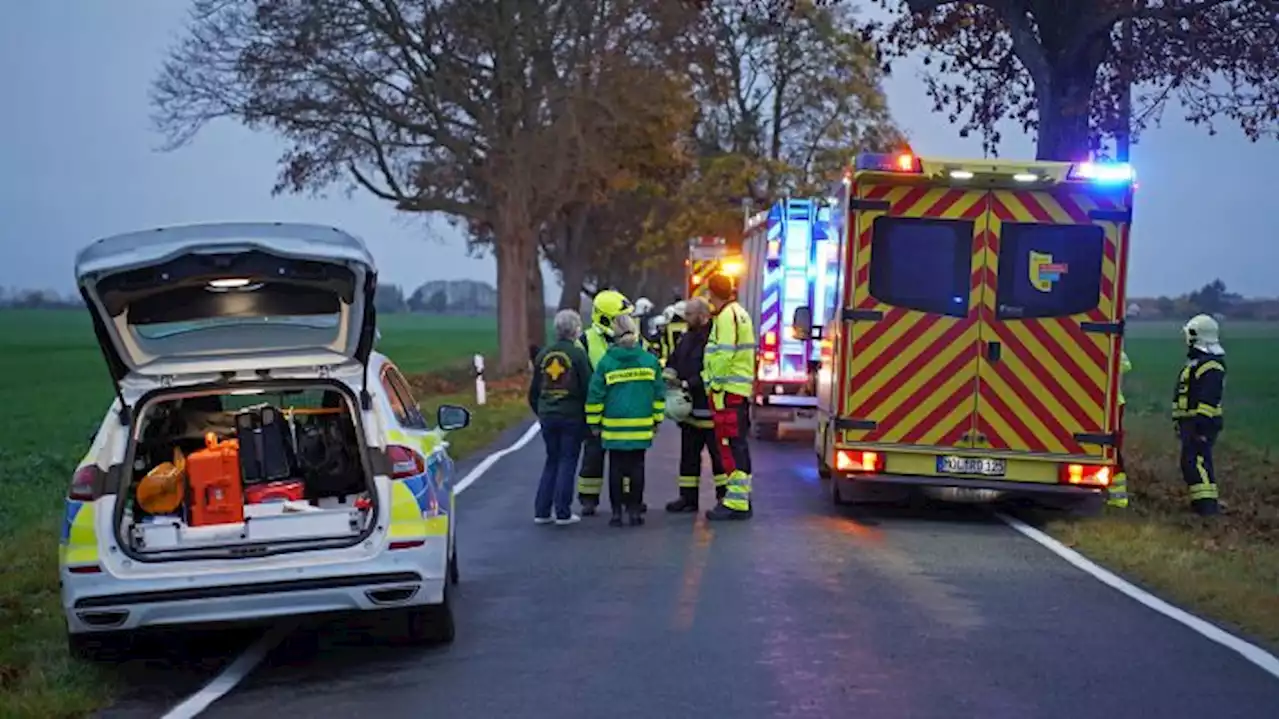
997 512 1280 678
159 421 543 719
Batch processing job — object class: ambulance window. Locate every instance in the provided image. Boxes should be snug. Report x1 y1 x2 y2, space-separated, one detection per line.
995 223 1104 319
868 217 973 318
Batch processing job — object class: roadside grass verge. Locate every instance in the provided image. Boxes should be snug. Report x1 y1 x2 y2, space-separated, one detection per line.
0 309 532 718
1043 320 1278 650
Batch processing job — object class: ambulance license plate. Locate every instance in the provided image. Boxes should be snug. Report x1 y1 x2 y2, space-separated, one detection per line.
937 456 1006 477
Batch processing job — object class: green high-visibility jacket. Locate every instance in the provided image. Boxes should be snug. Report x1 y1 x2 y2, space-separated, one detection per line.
1119 350 1131 406
579 326 610 369
586 345 666 450
701 300 755 409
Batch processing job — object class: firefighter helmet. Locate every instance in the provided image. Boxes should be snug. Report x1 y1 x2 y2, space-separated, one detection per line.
591 290 634 335
1182 314 1224 354
664 388 693 423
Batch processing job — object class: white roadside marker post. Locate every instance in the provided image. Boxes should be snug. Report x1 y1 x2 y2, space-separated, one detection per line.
474 354 487 406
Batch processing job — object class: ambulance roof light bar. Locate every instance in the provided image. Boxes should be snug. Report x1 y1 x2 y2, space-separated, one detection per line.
1068 161 1135 185
854 151 923 174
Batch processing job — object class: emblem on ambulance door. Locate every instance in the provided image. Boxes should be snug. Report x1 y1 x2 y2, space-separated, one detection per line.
1028 251 1069 293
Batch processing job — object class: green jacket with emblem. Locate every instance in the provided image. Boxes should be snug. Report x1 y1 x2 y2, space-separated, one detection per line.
586 345 666 450
528 339 592 421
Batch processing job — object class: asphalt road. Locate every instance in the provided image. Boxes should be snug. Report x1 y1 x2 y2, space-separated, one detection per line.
100 425 1277 719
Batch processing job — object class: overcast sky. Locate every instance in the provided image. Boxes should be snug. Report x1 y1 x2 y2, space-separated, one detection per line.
1 1 1276 301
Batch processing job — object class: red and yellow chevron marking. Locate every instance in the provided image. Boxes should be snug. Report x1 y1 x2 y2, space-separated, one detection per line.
840 184 989 447
977 190 1121 458
688 259 719 298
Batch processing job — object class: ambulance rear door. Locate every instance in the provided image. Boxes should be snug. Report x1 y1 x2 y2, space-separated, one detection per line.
975 182 1128 461
838 170 990 451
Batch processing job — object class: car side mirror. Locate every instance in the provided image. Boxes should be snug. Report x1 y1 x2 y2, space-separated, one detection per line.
437 404 471 431
791 306 813 340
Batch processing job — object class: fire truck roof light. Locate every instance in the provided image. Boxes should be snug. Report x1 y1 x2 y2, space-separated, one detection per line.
1070 161 1134 184
949 170 974 180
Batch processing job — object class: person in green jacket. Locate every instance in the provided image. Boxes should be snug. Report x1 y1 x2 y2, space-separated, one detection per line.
1107 350 1132 509
528 309 593 525
586 313 666 527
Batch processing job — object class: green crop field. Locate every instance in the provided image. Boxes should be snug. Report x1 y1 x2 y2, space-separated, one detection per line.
0 309 528 717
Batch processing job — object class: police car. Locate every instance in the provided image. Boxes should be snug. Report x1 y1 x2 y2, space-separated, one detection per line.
63 222 467 658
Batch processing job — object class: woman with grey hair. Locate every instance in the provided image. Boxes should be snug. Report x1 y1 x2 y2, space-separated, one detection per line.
527 309 593 525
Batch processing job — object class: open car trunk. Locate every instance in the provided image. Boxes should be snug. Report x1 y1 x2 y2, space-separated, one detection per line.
118 382 377 561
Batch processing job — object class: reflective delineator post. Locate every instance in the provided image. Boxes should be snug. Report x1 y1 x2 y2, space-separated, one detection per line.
474 354 486 406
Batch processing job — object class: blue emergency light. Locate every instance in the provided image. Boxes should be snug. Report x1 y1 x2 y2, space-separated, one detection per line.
1069 161 1134 184
854 152 923 173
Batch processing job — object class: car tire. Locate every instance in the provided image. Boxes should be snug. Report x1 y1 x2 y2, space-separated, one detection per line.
831 476 852 507
448 543 460 585
68 631 133 662
405 585 455 646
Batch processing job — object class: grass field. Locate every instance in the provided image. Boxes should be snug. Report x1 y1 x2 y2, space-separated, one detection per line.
1045 319 1279 649
0 309 532 718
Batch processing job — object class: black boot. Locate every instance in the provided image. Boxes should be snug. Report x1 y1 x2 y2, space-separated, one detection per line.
580 496 599 516
608 508 624 527
628 508 645 526
715 485 727 502
666 488 699 513
705 502 751 521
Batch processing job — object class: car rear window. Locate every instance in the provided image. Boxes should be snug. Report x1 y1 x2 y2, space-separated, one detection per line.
995 222 1104 319
867 217 973 318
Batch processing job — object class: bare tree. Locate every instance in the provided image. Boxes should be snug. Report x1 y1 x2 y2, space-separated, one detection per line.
153 0 679 372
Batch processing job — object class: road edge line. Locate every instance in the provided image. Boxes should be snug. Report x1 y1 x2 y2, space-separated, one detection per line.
996 512 1279 678
159 420 544 719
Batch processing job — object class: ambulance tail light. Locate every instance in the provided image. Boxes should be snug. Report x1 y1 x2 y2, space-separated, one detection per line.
763 330 778 350
1069 162 1134 185
1059 463 1111 487
836 450 883 473
386 445 426 480
68 466 102 501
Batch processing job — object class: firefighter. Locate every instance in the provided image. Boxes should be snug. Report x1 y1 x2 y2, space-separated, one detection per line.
701 273 756 521
1171 314 1226 517
660 301 690 364
1107 350 1132 509
576 289 635 516
585 314 666 527
663 297 727 513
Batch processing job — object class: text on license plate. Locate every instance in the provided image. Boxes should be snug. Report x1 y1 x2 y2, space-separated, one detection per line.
936 456 1006 477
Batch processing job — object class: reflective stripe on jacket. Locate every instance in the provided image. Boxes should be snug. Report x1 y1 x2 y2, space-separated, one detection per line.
1118 350 1131 406
701 300 755 408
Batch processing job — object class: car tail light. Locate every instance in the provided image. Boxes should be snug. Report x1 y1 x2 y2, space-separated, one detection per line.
386 445 425 479
1059 463 1111 487
68 466 99 501
67 565 102 574
835 450 883 473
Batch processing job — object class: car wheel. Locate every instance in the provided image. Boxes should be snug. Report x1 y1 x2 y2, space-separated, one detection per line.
405 584 455 646
817 457 832 480
831 476 852 507
448 543 460 585
68 631 134 662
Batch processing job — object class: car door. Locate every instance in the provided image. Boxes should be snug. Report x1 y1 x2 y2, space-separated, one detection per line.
380 364 456 545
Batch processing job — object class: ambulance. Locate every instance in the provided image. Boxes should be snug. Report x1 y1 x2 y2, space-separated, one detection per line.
806 152 1133 507
738 198 838 439
686 235 744 301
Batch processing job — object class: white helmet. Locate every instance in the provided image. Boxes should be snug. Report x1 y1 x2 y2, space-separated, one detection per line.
635 297 654 315
671 300 688 320
1182 314 1224 355
663 388 693 423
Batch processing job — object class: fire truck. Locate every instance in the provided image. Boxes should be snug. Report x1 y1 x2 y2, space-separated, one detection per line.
686 236 743 300
737 198 838 440
809 151 1134 508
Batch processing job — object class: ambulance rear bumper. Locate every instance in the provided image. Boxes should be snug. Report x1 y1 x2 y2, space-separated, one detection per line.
834 473 1103 506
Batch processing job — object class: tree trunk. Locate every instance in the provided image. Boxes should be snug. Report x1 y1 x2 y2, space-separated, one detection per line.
1035 69 1097 161
555 205 590 310
527 258 546 353
494 232 534 374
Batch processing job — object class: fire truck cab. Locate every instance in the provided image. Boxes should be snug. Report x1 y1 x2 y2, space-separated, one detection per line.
738 198 837 440
810 152 1133 508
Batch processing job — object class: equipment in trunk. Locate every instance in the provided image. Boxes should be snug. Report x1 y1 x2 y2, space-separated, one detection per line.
123 387 373 555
